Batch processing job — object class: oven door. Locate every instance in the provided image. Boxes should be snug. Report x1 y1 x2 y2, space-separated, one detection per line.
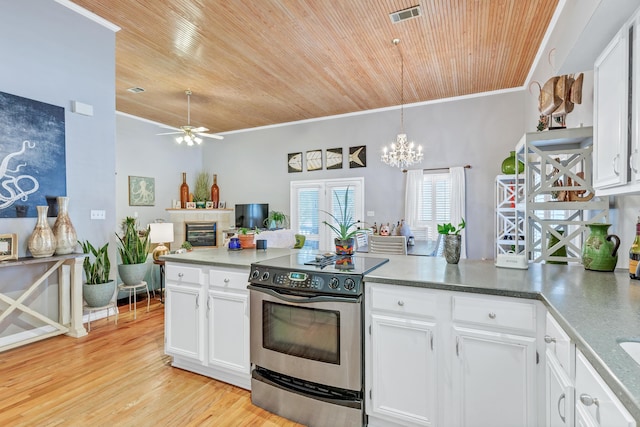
248 285 362 392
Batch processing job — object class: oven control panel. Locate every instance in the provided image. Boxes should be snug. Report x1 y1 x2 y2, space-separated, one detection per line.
249 266 362 296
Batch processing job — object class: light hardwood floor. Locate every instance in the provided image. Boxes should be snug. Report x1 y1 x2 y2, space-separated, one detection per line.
0 297 304 427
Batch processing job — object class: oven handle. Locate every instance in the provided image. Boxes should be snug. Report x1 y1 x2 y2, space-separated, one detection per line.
248 284 361 304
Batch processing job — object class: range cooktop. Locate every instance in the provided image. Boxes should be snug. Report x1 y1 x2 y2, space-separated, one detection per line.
248 253 389 296
253 253 389 275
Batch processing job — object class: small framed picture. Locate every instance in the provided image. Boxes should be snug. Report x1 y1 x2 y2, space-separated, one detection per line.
0 233 18 261
205 201 214 209
186 201 196 209
172 200 181 209
218 201 226 209
128 176 155 206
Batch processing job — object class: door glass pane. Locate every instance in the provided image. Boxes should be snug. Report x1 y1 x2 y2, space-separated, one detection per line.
263 301 340 364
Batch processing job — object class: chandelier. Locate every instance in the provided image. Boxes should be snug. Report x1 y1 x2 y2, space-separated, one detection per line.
381 38 423 169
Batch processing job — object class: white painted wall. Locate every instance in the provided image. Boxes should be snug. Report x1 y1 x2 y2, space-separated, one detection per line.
200 90 526 260
0 0 116 330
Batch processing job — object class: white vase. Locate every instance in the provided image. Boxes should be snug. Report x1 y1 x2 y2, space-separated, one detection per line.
52 196 77 255
28 206 56 258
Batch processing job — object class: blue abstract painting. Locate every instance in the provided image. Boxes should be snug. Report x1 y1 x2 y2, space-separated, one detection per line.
0 91 66 218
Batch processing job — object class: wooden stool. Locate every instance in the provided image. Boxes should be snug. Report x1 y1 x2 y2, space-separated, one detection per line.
118 280 150 320
84 302 118 332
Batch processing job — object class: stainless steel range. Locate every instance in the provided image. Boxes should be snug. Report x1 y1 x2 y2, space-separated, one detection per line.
248 253 389 427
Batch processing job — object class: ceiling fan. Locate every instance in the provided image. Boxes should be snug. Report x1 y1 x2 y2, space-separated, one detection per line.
157 89 224 145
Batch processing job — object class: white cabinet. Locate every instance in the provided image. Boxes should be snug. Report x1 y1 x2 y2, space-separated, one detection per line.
164 262 251 390
365 283 540 427
594 27 629 190
575 350 635 427
206 267 250 385
544 313 575 427
165 264 205 361
366 283 440 427
450 295 538 427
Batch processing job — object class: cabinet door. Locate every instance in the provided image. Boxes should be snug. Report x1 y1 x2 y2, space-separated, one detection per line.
546 351 574 427
207 289 250 374
369 313 438 427
165 284 205 362
451 326 537 427
594 27 629 189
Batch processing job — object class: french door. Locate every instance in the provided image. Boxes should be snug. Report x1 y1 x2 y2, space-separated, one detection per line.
290 178 364 251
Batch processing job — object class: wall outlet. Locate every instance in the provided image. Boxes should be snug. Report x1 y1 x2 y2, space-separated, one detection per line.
367 211 375 217
91 210 105 220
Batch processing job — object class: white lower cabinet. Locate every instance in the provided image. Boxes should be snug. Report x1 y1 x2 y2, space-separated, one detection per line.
575 350 635 427
165 262 251 390
369 314 437 426
451 326 537 427
365 283 539 427
546 350 574 427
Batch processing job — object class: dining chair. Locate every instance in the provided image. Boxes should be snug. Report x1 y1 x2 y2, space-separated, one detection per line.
368 235 408 255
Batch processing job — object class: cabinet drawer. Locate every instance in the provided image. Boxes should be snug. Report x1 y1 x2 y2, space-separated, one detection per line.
209 268 249 291
370 283 438 318
545 312 572 375
166 264 203 284
452 295 535 332
575 350 635 426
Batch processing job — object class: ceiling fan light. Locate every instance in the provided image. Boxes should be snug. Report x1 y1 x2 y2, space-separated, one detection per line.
176 136 183 144
195 136 202 144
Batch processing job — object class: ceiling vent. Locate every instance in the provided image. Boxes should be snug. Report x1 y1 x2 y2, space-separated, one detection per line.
389 5 421 23
127 87 145 93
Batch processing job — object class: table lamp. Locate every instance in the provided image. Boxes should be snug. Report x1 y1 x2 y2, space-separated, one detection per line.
149 222 174 261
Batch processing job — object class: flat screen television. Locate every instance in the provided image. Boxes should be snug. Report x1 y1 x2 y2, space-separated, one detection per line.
235 203 269 229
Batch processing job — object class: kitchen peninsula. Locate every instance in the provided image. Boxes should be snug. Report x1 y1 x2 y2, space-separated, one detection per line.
161 248 640 424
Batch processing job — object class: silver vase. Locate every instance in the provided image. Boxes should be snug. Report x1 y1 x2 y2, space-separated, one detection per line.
444 234 461 264
28 206 56 258
52 196 77 255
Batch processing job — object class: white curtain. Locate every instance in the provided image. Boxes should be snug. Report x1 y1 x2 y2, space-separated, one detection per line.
404 169 423 228
450 166 467 259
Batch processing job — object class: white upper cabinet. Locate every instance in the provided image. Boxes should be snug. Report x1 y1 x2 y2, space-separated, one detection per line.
592 6 640 195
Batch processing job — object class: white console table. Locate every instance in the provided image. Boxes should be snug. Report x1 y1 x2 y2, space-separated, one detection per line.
0 254 87 352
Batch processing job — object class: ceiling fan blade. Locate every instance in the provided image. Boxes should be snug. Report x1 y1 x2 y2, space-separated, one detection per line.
197 132 224 140
191 126 209 133
156 131 182 135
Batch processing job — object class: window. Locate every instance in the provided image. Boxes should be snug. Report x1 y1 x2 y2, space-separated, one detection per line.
290 178 364 251
417 173 451 239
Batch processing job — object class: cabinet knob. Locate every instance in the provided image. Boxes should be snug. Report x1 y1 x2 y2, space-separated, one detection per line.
488 312 496 319
579 393 599 408
178 272 184 278
544 335 556 344
224 278 230 284
397 300 405 306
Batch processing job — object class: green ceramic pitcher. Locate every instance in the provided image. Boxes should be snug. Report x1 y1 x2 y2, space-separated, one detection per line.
582 223 620 272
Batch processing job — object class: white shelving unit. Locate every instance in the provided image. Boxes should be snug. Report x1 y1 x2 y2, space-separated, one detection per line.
511 127 609 263
495 174 526 258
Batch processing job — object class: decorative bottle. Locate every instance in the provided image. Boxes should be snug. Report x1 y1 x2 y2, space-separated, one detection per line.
28 206 56 258
630 217 640 279
501 151 525 174
180 172 189 209
52 196 77 255
211 174 220 208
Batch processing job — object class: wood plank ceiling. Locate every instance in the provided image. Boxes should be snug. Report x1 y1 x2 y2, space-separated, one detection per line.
71 0 559 134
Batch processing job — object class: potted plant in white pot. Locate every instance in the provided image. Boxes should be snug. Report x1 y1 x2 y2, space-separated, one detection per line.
322 188 367 255
116 216 150 286
263 210 288 229
437 218 466 264
80 240 115 307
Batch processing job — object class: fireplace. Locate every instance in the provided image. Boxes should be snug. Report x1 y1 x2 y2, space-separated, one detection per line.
184 222 217 247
